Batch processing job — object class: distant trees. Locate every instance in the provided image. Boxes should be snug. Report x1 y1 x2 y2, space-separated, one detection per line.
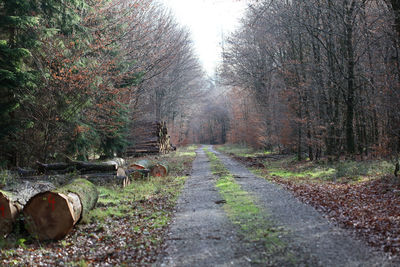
221 0 400 160
0 0 205 167
187 83 230 145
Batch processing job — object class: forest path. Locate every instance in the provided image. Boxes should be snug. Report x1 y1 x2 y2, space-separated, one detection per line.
209 146 396 267
156 146 256 266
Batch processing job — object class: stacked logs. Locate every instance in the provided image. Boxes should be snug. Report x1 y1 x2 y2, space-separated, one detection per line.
127 160 168 179
126 121 174 157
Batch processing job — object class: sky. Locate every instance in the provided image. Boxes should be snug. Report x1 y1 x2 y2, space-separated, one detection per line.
161 0 247 76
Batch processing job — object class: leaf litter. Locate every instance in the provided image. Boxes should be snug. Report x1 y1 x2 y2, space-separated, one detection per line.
1 147 196 266
232 152 400 257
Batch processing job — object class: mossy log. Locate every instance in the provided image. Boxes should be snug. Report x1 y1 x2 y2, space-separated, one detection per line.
150 163 168 177
82 169 130 188
23 179 98 240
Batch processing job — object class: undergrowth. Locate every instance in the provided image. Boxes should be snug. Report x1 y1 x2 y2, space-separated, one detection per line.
216 144 271 158
217 144 394 183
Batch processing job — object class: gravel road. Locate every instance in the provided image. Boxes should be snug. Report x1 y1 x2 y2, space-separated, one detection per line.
157 145 398 266
209 146 398 267
156 147 260 266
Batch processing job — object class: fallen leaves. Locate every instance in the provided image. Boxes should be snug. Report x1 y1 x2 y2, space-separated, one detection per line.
271 175 400 255
231 151 400 256
0 147 197 266
0 195 176 266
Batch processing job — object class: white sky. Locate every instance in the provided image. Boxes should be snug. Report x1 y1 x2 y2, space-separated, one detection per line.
161 0 247 76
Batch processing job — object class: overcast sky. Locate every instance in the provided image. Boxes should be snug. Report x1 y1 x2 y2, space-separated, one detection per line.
161 0 247 76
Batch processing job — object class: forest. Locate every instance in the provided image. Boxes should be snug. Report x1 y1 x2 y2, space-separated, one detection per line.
194 0 400 166
2 0 400 266
0 0 205 167
2 0 400 167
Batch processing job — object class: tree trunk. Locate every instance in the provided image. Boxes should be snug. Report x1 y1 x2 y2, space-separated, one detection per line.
36 159 123 174
0 191 21 236
345 0 356 155
23 179 98 240
150 163 168 177
0 181 55 236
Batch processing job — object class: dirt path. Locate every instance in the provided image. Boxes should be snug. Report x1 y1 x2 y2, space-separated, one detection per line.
209 146 397 267
156 146 256 266
158 145 397 266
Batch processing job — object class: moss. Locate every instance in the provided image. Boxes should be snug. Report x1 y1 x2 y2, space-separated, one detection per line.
56 179 98 221
204 147 295 264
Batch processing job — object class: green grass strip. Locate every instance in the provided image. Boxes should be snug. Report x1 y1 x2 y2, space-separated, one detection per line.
204 148 295 263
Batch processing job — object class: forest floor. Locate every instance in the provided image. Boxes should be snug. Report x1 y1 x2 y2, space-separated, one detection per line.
0 145 197 266
217 144 400 258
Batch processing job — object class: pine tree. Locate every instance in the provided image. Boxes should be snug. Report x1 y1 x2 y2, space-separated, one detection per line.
0 0 40 166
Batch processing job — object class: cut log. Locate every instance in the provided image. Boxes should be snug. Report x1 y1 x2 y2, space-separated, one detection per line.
102 158 126 169
126 169 150 180
17 167 38 177
150 163 168 177
130 160 153 170
23 179 98 240
21 168 128 187
0 191 21 236
82 173 129 188
36 160 119 175
0 181 55 236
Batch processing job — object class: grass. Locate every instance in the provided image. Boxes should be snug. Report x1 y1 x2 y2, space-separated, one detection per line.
263 157 394 183
0 145 198 266
216 144 394 184
88 144 199 223
216 144 272 158
204 147 295 264
89 175 187 223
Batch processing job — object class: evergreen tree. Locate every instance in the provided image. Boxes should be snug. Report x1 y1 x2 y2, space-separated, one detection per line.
0 0 39 166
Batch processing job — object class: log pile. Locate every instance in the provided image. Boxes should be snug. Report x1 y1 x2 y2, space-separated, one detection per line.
23 158 130 187
126 121 174 156
127 160 168 179
36 159 125 175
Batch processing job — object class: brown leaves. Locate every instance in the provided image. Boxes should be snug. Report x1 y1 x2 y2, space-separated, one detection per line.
272 175 400 254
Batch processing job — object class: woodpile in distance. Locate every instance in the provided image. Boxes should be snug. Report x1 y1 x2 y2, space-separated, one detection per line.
126 121 175 157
